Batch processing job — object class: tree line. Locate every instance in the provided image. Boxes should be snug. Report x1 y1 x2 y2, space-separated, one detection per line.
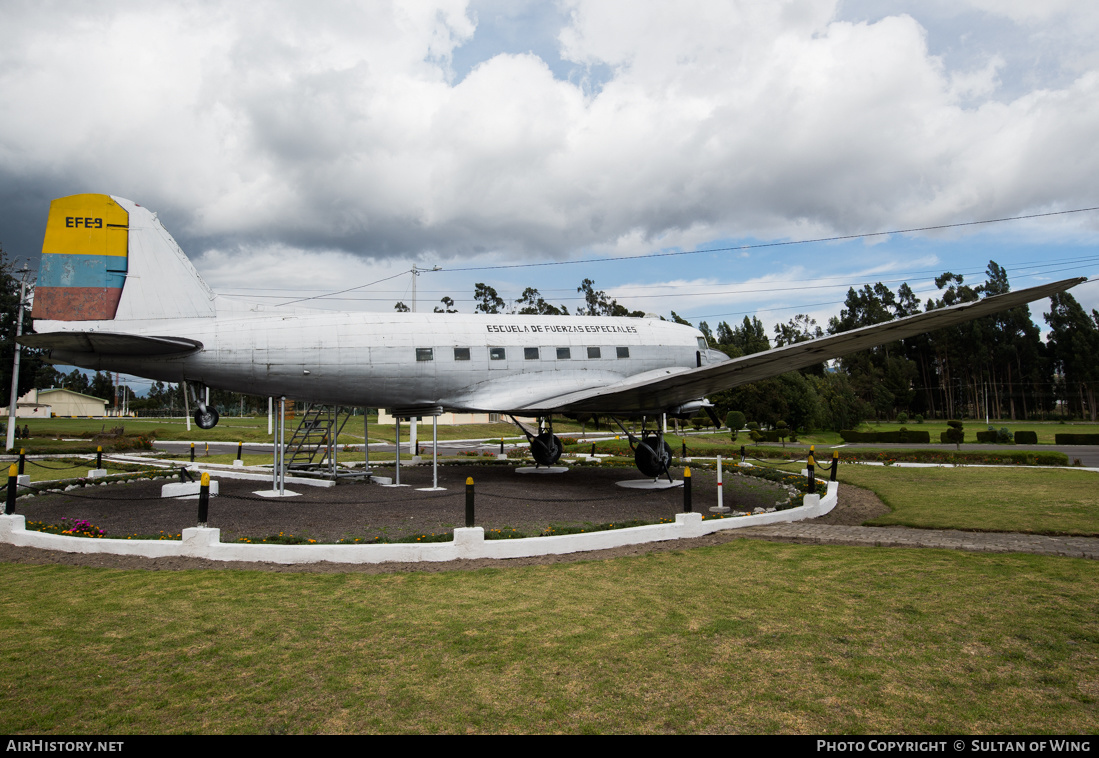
704 261 1099 427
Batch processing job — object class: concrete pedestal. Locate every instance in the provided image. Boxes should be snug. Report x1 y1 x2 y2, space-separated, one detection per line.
162 481 220 499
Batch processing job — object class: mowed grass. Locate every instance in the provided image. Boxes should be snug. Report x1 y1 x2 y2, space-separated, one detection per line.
2 461 160 485
1 541 1096 734
833 466 1099 536
16 416 548 446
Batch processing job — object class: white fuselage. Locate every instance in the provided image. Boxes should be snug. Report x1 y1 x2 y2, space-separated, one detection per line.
39 302 724 413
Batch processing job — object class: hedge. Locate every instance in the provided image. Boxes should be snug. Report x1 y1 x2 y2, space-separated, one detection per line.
840 430 931 444
1014 431 1038 444
1054 433 1099 445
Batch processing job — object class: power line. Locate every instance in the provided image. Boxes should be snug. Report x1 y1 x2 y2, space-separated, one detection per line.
215 257 1098 306
436 206 1099 273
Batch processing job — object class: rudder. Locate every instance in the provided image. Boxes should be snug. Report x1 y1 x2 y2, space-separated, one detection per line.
32 194 129 321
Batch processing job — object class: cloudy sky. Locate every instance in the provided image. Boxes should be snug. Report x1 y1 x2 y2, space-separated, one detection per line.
2 0 1097 344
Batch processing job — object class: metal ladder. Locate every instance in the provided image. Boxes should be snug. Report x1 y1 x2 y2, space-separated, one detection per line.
283 404 355 479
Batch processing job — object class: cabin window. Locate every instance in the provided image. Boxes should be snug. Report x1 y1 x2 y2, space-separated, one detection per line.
453 347 470 361
556 347 571 360
524 347 539 360
416 348 433 362
490 347 506 361
697 337 708 350
616 346 630 359
587 346 601 359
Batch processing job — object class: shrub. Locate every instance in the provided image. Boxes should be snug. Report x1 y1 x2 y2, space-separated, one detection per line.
725 411 746 431
839 429 931 444
1014 430 1038 444
980 426 1006 443
943 420 964 448
897 412 908 424
914 414 924 424
1054 433 1099 444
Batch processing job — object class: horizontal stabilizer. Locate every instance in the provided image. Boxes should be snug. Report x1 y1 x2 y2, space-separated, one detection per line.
19 332 203 356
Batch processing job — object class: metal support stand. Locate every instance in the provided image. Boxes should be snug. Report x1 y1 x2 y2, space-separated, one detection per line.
383 413 409 487
710 454 729 512
364 408 370 475
254 397 299 497
278 396 286 494
416 414 446 491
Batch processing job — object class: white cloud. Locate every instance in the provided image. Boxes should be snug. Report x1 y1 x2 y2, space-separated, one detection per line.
2 0 1097 284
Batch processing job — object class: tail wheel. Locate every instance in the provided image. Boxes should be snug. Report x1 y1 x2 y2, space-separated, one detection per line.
195 407 220 429
531 432 562 466
635 436 672 478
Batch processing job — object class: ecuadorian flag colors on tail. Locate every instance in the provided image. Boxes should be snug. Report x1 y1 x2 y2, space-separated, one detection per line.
32 193 128 321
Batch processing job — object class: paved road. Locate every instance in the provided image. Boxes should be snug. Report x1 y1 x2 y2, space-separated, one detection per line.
737 523 1099 559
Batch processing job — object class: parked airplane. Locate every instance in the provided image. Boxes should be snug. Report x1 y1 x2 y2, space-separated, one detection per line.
21 194 1085 479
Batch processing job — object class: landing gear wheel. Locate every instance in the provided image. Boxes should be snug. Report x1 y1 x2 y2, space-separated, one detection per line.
195 407 220 429
634 436 672 478
531 432 563 466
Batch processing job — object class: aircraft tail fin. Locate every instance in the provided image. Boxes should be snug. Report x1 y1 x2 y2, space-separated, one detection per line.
33 194 216 322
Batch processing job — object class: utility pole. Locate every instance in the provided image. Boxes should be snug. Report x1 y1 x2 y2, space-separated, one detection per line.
6 265 30 451
409 264 441 313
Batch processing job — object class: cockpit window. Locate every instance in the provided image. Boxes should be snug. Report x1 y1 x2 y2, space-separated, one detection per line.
696 337 708 350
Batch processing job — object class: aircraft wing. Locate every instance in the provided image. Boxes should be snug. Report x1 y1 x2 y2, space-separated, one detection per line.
18 332 203 356
522 277 1087 415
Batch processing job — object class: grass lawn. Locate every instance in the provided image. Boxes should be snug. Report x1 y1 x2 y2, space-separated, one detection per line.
0 541 1095 734
13 416 562 447
828 465 1099 536
1 459 165 485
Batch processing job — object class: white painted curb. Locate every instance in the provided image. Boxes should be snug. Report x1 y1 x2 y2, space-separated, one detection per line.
0 482 837 565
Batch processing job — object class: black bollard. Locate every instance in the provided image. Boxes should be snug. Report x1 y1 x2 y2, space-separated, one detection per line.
807 453 816 495
236 441 243 460
5 463 17 514
590 442 595 457
740 445 746 463
500 439 504 455
190 443 195 463
830 451 839 482
683 466 692 513
18 449 25 476
682 441 687 458
197 472 210 526
96 445 103 469
465 476 475 527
